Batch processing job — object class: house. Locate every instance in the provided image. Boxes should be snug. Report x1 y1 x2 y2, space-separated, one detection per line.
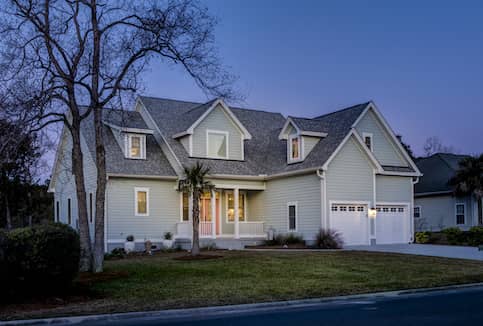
48 97 421 251
414 153 483 231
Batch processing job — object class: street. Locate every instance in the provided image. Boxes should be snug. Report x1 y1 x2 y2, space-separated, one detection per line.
78 286 483 326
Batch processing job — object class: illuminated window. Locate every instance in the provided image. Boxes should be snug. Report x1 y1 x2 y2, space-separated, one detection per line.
126 134 146 159
289 135 301 160
135 188 149 216
227 192 245 222
182 192 189 221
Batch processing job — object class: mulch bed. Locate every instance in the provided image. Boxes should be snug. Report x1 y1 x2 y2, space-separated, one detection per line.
245 244 313 249
173 254 223 261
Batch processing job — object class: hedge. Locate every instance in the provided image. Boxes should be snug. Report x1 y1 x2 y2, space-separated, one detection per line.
0 223 80 297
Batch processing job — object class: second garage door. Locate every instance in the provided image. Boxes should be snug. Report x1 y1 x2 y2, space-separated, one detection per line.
330 204 369 246
376 205 409 244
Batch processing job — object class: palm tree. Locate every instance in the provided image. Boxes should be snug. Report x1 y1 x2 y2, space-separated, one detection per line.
178 162 214 256
449 154 483 224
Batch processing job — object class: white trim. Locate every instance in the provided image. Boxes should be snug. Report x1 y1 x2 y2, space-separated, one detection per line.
351 102 422 176
278 117 327 140
362 132 374 152
225 190 247 223
455 202 466 225
134 187 150 217
174 99 252 140
179 192 190 222
126 133 146 160
189 135 193 157
104 122 154 135
287 201 298 232
288 134 304 163
300 131 328 137
107 173 178 180
206 129 229 159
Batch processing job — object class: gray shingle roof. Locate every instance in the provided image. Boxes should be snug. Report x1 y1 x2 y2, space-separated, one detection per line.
81 109 177 177
139 96 369 176
415 153 469 195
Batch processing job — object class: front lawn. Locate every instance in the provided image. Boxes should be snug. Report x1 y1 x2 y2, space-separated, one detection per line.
3 250 483 320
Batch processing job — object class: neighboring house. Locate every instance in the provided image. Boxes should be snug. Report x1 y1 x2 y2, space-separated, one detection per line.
49 97 421 251
414 153 483 231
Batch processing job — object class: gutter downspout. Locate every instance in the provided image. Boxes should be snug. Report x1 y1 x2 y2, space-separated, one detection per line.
317 169 327 230
410 177 420 243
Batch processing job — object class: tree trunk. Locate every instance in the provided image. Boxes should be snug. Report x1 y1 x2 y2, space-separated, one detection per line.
70 121 92 272
5 195 11 230
191 189 200 256
93 106 107 273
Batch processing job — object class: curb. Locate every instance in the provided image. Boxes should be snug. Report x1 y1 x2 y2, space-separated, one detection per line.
3 282 483 325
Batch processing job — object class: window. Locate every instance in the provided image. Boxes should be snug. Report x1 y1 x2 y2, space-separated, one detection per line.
207 130 228 159
456 203 465 225
67 198 72 225
227 192 246 222
126 134 146 159
363 132 373 151
182 192 189 221
135 188 149 216
288 135 301 161
288 202 297 231
413 206 421 218
89 193 93 223
56 201 60 222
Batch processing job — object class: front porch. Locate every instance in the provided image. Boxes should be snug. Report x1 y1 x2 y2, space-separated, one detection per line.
175 183 267 241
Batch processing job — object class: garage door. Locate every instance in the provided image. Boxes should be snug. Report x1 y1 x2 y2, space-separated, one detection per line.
376 205 409 244
330 204 369 246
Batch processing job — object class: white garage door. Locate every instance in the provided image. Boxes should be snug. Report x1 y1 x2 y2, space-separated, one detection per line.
376 205 409 244
330 204 369 246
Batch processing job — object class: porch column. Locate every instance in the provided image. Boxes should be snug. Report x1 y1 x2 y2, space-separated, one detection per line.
234 187 240 239
211 189 216 238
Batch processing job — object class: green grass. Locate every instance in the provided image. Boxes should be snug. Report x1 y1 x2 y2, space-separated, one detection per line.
3 250 483 320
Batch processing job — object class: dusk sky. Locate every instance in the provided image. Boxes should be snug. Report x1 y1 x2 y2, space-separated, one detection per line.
142 0 483 157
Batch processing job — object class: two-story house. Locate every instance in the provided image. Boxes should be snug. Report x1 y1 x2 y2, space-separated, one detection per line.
49 97 421 251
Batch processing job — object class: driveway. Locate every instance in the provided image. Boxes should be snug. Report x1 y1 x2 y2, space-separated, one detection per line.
347 244 483 261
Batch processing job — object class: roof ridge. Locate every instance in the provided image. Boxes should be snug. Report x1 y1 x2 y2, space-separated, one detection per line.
139 95 202 105
313 101 371 120
182 99 217 115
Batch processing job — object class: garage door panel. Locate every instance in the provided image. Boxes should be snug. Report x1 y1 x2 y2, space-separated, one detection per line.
376 205 409 244
330 204 369 246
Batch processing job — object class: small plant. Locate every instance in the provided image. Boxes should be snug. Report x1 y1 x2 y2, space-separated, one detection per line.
442 227 464 245
105 248 127 260
468 226 483 246
126 235 134 242
415 231 431 244
164 232 173 240
316 228 344 249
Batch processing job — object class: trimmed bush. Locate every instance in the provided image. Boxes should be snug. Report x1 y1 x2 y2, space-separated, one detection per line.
442 227 464 245
315 228 344 249
264 233 304 246
468 227 483 246
415 231 431 244
2 223 80 296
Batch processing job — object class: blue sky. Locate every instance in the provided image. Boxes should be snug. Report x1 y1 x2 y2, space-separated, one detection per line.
143 0 483 156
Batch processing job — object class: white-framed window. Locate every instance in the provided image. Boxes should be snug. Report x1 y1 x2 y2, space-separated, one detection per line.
67 198 72 225
55 201 60 222
362 132 373 152
206 130 228 159
288 134 301 161
181 192 190 221
455 203 465 225
125 134 146 159
226 191 246 222
287 202 298 231
135 187 149 216
414 206 421 219
89 193 93 223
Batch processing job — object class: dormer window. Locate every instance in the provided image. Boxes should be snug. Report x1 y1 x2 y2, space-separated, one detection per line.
125 134 146 159
288 135 302 162
207 130 228 159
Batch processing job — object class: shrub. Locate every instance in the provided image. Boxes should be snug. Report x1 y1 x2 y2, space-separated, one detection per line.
105 247 126 260
2 223 80 296
442 227 464 245
164 232 173 240
468 227 483 246
315 228 344 249
415 231 431 244
264 233 304 246
126 235 134 242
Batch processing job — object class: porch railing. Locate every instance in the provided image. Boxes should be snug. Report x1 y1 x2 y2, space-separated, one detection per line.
239 222 265 236
176 221 265 238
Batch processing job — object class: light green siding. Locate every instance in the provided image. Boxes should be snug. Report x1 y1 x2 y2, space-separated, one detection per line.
355 110 407 166
191 104 244 160
376 175 412 203
106 178 179 241
179 136 190 153
207 178 265 190
258 173 321 240
302 136 320 158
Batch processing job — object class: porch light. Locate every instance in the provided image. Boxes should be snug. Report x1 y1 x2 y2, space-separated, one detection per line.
368 208 377 218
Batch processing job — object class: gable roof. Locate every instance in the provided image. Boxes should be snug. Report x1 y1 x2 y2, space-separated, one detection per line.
139 96 371 176
415 153 469 195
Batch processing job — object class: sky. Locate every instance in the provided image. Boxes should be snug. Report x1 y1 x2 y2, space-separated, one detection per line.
142 0 483 156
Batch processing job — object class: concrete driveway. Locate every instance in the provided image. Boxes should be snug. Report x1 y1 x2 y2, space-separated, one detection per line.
347 244 483 261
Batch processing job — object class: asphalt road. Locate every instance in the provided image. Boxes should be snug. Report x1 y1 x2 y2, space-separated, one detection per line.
74 286 483 326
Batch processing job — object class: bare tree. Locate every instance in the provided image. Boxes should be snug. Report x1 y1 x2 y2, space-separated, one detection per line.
423 136 456 157
1 0 237 272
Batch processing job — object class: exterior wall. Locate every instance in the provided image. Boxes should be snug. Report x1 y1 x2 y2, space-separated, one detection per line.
179 135 190 153
106 178 179 244
191 104 244 160
52 129 97 239
355 110 407 166
302 136 320 159
414 195 475 231
207 178 265 190
376 175 412 203
325 137 375 224
259 173 321 240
